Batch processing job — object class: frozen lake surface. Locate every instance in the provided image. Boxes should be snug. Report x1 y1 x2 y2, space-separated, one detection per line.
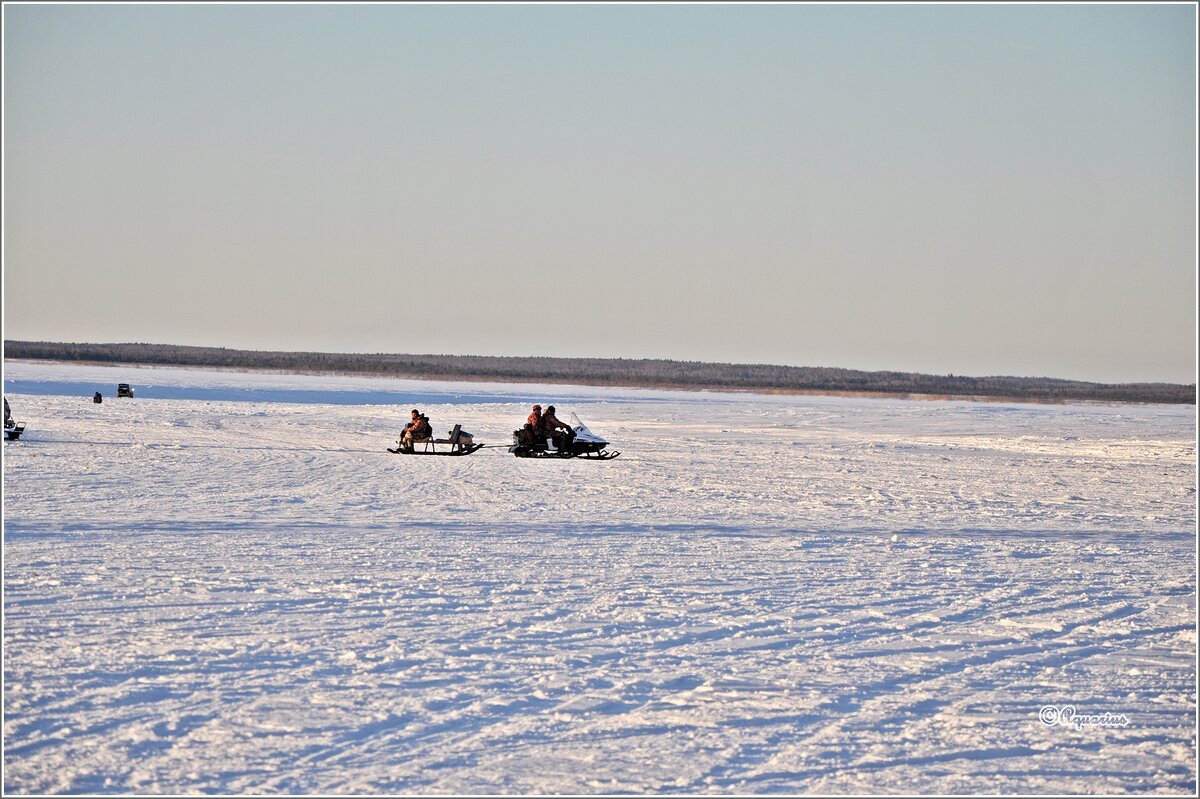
3 361 1196 794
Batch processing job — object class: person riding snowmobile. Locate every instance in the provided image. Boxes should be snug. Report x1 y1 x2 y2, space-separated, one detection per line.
515 404 546 450
542 405 576 452
527 404 544 434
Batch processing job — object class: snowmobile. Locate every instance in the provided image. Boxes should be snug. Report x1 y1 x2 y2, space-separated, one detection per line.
510 413 620 460
388 423 483 456
4 397 26 441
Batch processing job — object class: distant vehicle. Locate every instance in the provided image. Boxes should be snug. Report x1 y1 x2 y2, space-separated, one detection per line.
5 396 26 440
117 383 134 398
510 413 620 460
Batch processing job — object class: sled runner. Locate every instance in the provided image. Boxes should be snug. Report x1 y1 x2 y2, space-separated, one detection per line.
510 413 620 460
388 424 483 456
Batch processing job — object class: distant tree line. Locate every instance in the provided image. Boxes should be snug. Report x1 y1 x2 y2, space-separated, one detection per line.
4 340 1195 405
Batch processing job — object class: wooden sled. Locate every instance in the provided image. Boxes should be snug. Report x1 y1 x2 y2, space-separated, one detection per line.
388 424 483 456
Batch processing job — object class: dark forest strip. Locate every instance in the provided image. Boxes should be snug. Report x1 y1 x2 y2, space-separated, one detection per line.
4 340 1194 404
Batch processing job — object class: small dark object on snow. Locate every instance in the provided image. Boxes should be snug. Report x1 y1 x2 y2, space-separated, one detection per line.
117 384 134 398
94 392 103 404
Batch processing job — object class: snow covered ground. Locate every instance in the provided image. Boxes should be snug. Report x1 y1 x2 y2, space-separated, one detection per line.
3 360 1196 794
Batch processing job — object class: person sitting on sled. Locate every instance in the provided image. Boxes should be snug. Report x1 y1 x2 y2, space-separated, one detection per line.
400 409 432 450
542 405 576 452
400 408 420 443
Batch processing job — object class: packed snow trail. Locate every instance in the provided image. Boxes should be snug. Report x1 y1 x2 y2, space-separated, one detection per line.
3 362 1196 794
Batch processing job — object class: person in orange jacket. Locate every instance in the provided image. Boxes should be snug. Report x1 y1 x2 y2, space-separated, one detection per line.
400 409 432 450
527 404 544 436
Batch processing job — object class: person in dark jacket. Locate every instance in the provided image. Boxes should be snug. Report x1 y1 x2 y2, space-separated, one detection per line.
542 405 575 452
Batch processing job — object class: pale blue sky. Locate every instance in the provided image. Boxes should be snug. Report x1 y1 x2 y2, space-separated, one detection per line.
3 3 1196 383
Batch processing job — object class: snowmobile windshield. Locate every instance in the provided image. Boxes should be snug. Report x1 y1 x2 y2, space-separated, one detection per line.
569 413 608 444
